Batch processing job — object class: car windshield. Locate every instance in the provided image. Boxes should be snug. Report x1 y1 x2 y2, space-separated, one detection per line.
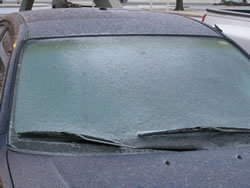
11 36 250 142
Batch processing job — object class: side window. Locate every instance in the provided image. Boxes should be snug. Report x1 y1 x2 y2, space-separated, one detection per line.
2 30 12 56
0 24 13 102
0 25 8 66
0 25 5 36
0 25 6 97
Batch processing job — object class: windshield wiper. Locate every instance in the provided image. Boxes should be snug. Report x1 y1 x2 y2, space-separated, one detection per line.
17 131 203 152
137 126 250 137
136 145 203 151
18 131 135 148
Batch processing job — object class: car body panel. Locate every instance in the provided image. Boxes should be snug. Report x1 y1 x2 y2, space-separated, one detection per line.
0 134 13 188
8 146 250 188
203 8 250 54
216 24 250 55
15 8 220 39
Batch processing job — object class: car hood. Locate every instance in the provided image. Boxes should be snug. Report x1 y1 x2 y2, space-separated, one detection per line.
8 146 250 188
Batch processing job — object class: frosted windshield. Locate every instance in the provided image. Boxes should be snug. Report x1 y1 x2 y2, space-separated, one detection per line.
12 36 250 141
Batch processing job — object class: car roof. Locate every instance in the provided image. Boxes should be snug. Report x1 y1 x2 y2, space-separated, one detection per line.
2 8 220 39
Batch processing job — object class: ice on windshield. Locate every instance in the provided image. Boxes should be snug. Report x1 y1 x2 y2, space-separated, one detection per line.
12 36 250 141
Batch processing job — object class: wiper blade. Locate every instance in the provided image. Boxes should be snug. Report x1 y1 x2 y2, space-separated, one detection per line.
18 131 134 148
17 131 203 152
18 131 203 152
137 126 250 137
137 145 203 151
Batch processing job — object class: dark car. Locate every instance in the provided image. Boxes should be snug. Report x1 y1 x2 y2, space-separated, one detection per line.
0 8 250 188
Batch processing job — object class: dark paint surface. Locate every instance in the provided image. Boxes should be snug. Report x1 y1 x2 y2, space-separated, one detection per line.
2 8 220 40
8 146 250 188
0 134 13 188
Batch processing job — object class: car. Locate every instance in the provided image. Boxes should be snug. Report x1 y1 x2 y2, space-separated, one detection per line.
120 0 128 4
0 8 250 188
202 8 250 54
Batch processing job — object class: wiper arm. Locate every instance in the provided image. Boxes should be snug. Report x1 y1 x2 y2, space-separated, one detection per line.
137 126 250 137
18 131 135 148
137 145 203 151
